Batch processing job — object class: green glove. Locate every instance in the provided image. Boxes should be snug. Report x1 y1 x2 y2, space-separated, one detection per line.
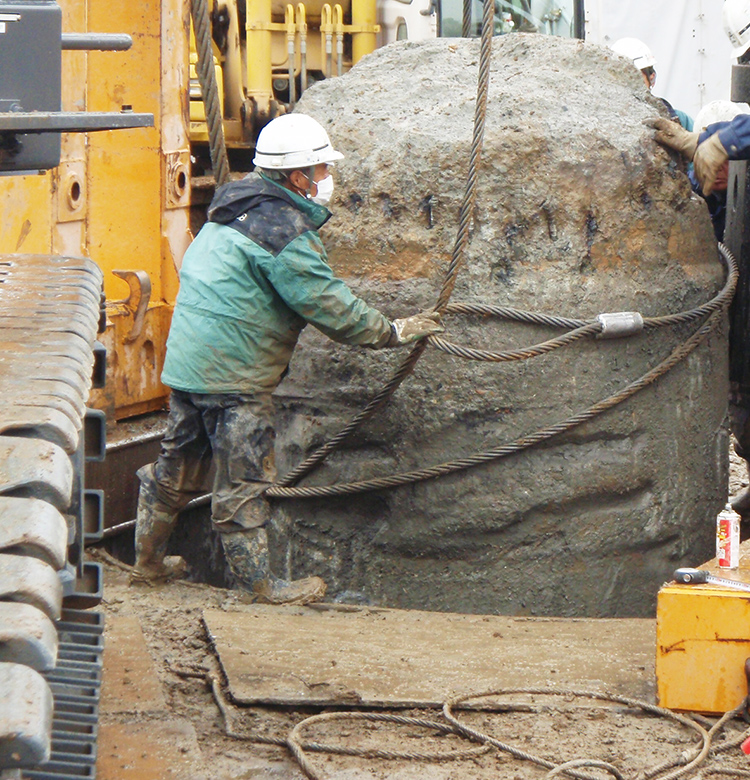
649 117 700 160
693 133 729 196
388 311 444 346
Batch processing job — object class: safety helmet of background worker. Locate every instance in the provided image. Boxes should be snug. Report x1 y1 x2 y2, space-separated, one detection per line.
694 99 750 132
611 37 657 70
252 114 344 170
724 0 750 59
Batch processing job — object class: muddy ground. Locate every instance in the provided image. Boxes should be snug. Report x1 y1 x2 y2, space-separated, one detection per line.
90 445 750 780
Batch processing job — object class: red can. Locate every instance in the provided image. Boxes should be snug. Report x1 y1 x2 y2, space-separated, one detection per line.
717 504 740 569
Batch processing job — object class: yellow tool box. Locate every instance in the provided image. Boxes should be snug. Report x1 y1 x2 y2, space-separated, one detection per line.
656 540 750 713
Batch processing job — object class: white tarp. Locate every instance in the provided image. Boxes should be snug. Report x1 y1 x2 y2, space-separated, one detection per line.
585 0 735 121
382 0 736 120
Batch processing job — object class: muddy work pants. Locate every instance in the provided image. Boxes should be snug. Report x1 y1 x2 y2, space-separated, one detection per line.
137 390 277 533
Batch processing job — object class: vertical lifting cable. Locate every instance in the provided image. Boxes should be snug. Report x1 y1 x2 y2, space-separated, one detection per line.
191 0 231 187
462 0 473 38
434 0 493 312
274 0 495 489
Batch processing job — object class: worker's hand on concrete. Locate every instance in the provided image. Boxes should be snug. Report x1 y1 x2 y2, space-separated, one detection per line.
388 311 444 346
649 117 700 160
693 133 729 197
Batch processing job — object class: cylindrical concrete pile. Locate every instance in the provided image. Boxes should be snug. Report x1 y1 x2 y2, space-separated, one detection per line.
272 34 728 617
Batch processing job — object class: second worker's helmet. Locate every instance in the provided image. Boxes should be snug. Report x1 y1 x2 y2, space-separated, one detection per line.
695 99 750 131
724 0 750 59
253 114 344 170
611 37 657 70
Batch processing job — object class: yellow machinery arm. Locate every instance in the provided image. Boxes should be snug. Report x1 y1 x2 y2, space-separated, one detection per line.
191 0 379 157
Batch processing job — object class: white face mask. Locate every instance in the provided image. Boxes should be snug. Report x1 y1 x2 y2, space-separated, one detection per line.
312 174 334 206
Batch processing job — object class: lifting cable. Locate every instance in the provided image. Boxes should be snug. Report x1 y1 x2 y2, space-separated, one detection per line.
268 0 497 493
191 0 231 187
265 0 738 501
267 243 737 500
204 659 750 780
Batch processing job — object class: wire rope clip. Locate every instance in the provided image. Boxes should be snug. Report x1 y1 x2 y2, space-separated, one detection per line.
596 311 644 339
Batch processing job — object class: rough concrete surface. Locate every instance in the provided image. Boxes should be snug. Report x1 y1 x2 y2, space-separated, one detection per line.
260 34 730 618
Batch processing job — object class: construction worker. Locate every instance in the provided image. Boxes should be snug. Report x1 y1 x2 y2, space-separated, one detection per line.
130 113 444 604
650 0 750 198
651 0 750 518
611 38 693 130
689 101 750 241
651 110 750 198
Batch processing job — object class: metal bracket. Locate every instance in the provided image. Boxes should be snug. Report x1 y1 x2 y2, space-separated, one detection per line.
0 111 154 134
110 270 151 343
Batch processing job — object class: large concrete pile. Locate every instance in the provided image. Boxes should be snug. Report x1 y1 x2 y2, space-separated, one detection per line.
271 34 727 617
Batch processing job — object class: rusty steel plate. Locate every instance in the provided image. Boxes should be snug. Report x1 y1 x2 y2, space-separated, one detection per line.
203 605 656 708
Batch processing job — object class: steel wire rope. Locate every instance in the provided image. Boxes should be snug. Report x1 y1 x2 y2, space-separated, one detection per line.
207 663 748 780
442 242 737 334
266 244 737 499
272 0 496 491
639 701 749 780
445 300 589 329
267 10 735 497
191 0 231 187
443 687 715 780
546 760 626 780
285 712 493 779
426 320 603 363
433 247 737 363
207 670 491 768
707 721 750 758
462 0 472 38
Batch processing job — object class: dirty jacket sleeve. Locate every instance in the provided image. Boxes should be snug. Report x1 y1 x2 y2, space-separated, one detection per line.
259 230 392 347
702 115 750 159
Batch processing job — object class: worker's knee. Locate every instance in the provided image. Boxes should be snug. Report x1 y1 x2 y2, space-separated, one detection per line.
137 462 201 515
212 489 274 533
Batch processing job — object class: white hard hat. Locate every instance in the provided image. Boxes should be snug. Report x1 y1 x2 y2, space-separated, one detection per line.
611 37 657 70
695 99 750 131
253 114 344 170
723 0 750 59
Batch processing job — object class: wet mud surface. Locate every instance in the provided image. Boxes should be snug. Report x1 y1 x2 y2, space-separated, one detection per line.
94 541 750 780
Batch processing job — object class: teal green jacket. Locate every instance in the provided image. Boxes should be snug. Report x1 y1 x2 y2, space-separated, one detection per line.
161 174 392 395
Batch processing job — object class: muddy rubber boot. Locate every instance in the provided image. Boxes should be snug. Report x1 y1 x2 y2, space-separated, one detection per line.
130 493 187 585
220 527 326 606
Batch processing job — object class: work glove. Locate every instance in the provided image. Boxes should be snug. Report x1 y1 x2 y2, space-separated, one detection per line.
387 311 444 346
649 117 700 160
693 133 729 197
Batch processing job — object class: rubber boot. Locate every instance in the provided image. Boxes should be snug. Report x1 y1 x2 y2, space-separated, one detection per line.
130 490 187 585
220 527 326 606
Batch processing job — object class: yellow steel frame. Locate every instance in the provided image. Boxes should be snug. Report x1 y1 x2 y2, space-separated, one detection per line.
0 0 191 420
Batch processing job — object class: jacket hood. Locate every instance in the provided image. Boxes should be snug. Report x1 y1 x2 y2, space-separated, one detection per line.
207 172 331 228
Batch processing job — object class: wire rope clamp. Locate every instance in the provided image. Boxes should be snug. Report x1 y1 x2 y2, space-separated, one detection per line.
596 311 644 339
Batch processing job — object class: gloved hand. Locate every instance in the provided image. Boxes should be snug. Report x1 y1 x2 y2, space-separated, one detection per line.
649 117 700 160
693 133 729 196
388 311 444 346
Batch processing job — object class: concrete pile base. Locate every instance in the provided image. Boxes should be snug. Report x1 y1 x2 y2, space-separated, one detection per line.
269 34 726 617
